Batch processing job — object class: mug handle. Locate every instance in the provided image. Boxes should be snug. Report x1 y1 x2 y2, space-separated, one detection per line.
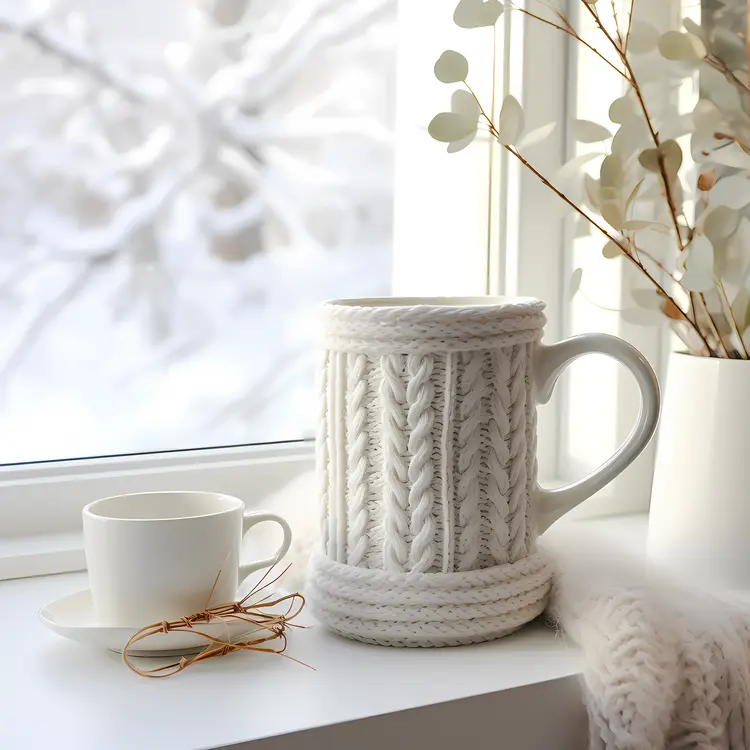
534 333 660 534
238 511 293 584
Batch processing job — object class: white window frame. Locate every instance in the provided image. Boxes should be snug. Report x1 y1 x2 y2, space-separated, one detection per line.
0 0 680 580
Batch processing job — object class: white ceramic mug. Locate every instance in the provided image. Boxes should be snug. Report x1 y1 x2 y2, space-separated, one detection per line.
83 491 292 626
309 296 660 646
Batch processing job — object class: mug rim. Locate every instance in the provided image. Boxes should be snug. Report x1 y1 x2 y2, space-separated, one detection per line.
83 490 243 523
324 295 543 310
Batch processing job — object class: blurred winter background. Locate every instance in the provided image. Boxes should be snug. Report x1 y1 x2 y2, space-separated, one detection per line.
0 0 396 463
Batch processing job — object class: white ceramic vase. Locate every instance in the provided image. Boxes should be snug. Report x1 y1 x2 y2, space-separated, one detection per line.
649 352 750 590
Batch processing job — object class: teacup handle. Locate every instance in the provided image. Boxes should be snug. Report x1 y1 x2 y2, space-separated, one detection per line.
533 333 660 534
239 511 293 584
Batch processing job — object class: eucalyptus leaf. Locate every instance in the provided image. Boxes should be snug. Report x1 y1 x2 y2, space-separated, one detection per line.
599 186 620 202
696 142 750 170
602 240 621 259
682 17 706 42
624 178 645 215
429 112 476 143
609 96 636 124
584 173 600 210
515 122 555 150
496 95 524 145
572 119 612 143
569 267 583 299
434 50 469 83
631 288 663 309
451 89 480 120
453 0 504 28
681 235 715 292
601 201 623 230
658 30 707 62
622 220 671 233
731 289 750 332
692 99 724 134
703 205 740 242
621 307 662 326
611 118 649 159
600 154 624 189
555 152 603 187
708 174 750 210
447 131 477 153
661 140 682 181
628 21 659 54
638 147 661 173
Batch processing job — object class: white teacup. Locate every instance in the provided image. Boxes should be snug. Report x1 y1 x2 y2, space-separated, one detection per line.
83 491 292 627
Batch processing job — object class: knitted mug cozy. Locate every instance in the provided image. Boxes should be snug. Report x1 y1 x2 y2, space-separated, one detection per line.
307 297 555 647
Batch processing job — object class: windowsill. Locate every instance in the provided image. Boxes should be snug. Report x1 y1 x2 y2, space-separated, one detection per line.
1 514 647 750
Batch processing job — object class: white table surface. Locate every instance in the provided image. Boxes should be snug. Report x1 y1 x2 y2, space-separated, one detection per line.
1 568 585 750
4 515 653 750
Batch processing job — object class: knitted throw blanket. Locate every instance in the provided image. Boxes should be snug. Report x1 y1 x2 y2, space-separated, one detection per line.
546 527 750 750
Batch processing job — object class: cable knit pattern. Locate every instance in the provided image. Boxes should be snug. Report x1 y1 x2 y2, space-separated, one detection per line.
507 344 529 561
456 351 486 572
406 354 437 574
346 353 370 567
380 353 410 572
311 299 547 646
487 349 511 564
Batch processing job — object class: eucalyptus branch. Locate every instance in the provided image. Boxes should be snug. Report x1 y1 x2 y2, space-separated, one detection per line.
623 0 635 54
511 6 628 81
582 0 730 355
504 144 710 347
610 0 623 50
702 53 750 99
463 69 712 352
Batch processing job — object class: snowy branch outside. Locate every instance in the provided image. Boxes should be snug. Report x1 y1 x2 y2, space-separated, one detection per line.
0 0 395 462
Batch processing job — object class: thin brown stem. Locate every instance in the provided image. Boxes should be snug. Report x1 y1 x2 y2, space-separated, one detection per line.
623 0 635 54
610 0 623 49
703 55 750 98
513 6 628 81
717 280 750 358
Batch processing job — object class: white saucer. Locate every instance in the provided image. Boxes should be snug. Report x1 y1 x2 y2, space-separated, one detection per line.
39 589 265 657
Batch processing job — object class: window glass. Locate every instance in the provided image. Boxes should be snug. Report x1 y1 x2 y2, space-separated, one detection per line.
0 0 395 462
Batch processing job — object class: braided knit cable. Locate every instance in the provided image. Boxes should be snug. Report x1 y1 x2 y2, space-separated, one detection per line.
346 353 369 567
380 353 410 571
405 354 437 574
487 349 511 564
309 549 552 647
456 352 485 572
507 344 529 561
320 300 546 354
440 352 456 573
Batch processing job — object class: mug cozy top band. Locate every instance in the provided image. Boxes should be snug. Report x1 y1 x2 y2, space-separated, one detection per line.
319 299 547 354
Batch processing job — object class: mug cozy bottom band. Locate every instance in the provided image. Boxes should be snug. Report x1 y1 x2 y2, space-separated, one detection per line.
307 550 553 647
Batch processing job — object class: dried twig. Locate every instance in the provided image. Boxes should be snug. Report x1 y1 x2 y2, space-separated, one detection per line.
122 564 310 678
